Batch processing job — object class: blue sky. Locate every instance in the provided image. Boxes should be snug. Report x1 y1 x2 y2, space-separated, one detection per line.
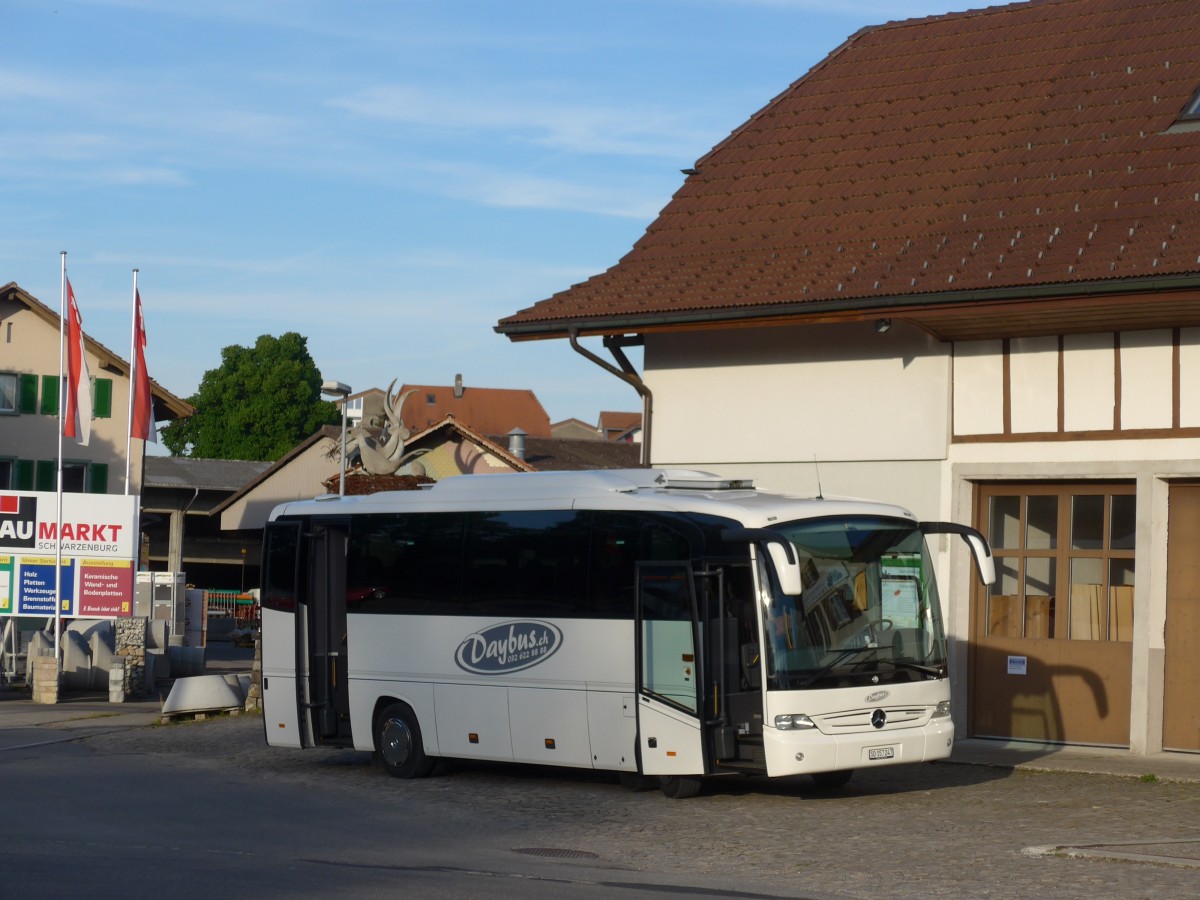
3 0 961 432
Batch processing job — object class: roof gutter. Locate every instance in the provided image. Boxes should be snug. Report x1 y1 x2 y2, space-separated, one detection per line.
567 329 652 467
498 272 1200 340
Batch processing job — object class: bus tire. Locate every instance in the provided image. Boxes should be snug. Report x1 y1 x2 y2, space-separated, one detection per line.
657 775 702 799
810 769 854 789
375 703 435 779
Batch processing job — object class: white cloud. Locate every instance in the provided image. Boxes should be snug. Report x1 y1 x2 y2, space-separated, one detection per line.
424 162 667 220
331 84 711 160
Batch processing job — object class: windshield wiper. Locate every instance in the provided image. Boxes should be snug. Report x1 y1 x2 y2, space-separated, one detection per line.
889 659 945 678
798 645 877 688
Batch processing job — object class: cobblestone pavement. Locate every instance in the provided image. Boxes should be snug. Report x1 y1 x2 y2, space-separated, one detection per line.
79 714 1200 899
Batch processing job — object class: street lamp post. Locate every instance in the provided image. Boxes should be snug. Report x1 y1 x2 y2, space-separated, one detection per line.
321 381 352 497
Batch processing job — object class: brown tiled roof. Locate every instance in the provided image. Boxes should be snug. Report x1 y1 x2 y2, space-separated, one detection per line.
397 382 551 437
598 410 642 438
513 436 643 471
497 0 1200 342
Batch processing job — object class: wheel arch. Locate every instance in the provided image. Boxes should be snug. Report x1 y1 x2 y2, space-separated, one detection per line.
376 695 439 754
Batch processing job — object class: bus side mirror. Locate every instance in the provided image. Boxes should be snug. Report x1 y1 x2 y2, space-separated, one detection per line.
720 528 803 597
920 521 996 586
766 543 804 597
962 532 995 586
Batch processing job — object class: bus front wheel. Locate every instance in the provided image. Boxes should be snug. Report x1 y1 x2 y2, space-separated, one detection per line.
375 703 435 779
657 775 702 799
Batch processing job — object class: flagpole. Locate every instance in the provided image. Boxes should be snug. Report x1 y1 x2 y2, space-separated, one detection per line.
55 252 66 667
124 269 139 495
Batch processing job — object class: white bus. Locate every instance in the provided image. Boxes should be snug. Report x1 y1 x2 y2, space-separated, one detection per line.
260 469 994 798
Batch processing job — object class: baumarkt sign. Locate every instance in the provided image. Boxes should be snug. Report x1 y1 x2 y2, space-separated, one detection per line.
0 492 137 618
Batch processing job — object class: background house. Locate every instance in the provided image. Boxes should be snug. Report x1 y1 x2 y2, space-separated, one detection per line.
0 282 191 495
550 417 602 440
140 456 271 591
497 0 1200 757
395 374 551 436
597 411 642 443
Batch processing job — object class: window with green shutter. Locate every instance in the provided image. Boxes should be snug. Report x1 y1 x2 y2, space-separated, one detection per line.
26 461 105 493
41 375 59 415
87 463 109 494
13 459 34 490
35 460 56 492
19 374 39 413
94 378 112 418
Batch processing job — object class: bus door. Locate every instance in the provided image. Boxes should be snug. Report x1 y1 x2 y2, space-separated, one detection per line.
635 562 707 776
696 564 764 773
303 519 353 747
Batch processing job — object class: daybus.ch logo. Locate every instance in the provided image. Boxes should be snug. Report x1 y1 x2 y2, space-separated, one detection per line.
454 620 562 675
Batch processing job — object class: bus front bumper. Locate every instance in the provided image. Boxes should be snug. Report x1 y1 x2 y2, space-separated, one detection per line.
761 716 955 777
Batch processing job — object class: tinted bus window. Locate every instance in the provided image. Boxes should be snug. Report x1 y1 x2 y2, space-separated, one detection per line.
262 520 301 611
591 512 694 617
463 510 590 617
348 513 465 613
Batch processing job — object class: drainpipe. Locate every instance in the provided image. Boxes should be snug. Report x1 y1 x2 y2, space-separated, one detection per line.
567 330 652 467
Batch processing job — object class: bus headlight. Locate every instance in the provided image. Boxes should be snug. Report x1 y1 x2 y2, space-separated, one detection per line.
931 701 951 719
774 714 817 731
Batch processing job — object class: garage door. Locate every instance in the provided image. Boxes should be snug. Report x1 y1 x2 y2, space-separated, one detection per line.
969 483 1134 746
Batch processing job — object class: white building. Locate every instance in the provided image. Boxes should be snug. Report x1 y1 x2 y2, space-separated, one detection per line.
497 0 1200 756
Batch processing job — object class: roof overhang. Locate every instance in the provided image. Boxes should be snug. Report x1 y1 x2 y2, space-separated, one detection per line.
496 274 1200 344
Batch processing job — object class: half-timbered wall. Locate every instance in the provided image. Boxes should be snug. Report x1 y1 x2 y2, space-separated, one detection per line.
953 329 1200 440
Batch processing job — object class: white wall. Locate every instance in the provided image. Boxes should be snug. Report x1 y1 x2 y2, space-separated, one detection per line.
646 320 950 467
1063 332 1115 431
1120 329 1172 430
1179 327 1200 426
953 340 1004 435
1010 336 1058 433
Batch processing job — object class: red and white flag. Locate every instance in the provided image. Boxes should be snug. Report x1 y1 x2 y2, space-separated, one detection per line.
130 289 155 443
63 278 93 445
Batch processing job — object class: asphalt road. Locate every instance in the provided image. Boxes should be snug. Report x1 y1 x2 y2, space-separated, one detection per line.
2 713 1198 899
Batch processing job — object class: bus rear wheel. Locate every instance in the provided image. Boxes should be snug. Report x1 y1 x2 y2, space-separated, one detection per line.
375 703 435 779
657 775 702 799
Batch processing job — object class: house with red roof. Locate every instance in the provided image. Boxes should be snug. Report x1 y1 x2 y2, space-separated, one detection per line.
597 411 642 442
396 373 551 437
498 0 1200 757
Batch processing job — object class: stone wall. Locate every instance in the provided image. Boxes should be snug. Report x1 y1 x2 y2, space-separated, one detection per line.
115 617 149 697
32 656 59 704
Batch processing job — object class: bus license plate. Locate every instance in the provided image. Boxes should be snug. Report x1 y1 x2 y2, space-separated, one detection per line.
868 747 895 760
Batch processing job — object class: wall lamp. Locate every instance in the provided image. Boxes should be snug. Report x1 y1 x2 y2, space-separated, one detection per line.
874 318 892 334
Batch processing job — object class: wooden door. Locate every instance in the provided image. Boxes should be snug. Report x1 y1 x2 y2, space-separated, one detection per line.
969 483 1134 746
1164 485 1200 752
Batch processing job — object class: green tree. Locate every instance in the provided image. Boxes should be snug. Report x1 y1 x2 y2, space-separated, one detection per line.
162 332 339 460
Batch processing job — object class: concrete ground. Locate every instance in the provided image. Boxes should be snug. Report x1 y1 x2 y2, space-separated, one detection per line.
2 643 1197 890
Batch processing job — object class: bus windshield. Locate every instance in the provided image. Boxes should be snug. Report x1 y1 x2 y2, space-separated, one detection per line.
760 516 947 690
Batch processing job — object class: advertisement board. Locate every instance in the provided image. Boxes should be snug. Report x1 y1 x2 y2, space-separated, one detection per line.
0 491 138 618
